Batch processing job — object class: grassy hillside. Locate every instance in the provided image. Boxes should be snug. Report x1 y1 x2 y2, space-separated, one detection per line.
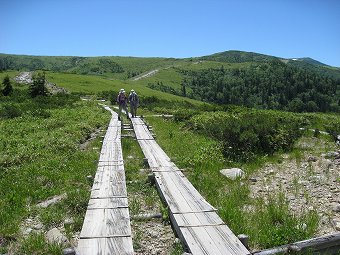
0 53 187 80
199 50 340 79
1 67 339 252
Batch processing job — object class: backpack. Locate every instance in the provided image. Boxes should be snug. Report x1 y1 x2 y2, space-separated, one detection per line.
117 92 126 104
130 92 138 103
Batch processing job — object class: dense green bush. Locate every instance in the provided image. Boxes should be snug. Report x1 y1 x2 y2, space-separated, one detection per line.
188 110 305 161
324 120 340 141
0 104 22 119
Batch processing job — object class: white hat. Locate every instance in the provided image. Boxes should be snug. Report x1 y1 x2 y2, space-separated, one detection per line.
120 88 124 92
131 89 134 92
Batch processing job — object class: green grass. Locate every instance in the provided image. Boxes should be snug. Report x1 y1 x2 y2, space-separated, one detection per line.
146 116 321 249
0 94 110 252
43 71 204 107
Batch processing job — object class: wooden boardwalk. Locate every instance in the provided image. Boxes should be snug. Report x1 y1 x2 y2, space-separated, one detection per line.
77 106 134 255
131 117 250 255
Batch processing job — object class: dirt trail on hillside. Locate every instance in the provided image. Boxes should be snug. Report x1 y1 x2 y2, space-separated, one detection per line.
132 69 159 81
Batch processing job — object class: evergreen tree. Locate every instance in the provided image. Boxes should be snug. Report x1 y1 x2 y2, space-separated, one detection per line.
181 79 187 97
2 75 13 96
29 72 48 97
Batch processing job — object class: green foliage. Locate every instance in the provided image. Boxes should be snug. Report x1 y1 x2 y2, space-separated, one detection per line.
179 60 339 112
73 58 124 75
189 110 305 161
29 72 48 97
249 193 319 248
0 104 22 119
18 233 63 255
147 116 319 249
324 119 340 140
0 92 109 249
2 75 13 96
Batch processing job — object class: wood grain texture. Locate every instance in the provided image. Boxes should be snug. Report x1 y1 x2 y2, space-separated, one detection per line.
87 197 128 210
78 111 133 254
131 117 249 255
80 208 131 238
77 237 134 255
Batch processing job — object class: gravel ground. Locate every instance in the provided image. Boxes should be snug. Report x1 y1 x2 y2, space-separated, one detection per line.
249 136 340 236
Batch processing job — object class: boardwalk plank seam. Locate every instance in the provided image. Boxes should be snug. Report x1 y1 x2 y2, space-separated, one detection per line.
131 117 250 255
77 107 134 255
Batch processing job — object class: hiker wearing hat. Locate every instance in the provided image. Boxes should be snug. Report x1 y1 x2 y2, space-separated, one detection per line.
128 89 139 118
117 89 129 120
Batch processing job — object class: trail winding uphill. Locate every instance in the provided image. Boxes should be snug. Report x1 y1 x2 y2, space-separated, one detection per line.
132 69 159 81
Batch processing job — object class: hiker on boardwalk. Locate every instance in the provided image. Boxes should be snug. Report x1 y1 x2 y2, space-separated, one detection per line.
117 89 129 120
128 89 139 118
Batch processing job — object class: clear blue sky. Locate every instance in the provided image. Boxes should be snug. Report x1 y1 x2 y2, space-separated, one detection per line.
1 0 340 66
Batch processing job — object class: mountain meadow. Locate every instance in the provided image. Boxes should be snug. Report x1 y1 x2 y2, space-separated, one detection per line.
0 51 340 254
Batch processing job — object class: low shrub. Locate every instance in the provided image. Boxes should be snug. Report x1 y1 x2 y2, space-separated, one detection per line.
188 110 305 161
0 104 22 119
324 120 340 141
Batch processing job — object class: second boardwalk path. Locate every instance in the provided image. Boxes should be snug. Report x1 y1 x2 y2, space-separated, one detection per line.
77 106 134 255
131 117 250 255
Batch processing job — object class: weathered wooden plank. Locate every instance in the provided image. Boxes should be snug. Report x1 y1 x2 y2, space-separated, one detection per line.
134 124 154 140
154 171 193 213
77 237 134 255
93 165 126 187
207 225 249 254
102 127 121 142
155 171 215 213
131 117 249 255
172 211 224 227
139 140 174 168
180 225 249 255
90 181 127 198
99 142 124 162
151 166 182 172
130 117 145 125
87 197 128 209
181 226 225 255
80 208 131 238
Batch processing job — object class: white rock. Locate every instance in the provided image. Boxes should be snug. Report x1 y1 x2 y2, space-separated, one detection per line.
36 194 67 208
220 168 244 180
46 228 69 244
332 204 340 213
331 219 340 231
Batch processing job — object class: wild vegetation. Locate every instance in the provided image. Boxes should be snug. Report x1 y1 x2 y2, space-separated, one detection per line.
0 84 109 253
179 60 339 112
0 49 339 253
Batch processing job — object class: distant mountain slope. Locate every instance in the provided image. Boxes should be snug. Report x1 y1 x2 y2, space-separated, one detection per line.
290 57 328 66
200 50 278 63
200 50 340 80
0 53 185 79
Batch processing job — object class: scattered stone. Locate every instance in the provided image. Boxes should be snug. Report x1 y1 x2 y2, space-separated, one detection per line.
46 227 69 244
174 238 181 244
36 194 67 208
33 222 43 230
307 156 318 162
220 168 244 180
325 151 339 159
64 218 74 227
331 219 340 231
63 248 76 255
14 72 33 84
332 204 340 213
22 227 33 236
